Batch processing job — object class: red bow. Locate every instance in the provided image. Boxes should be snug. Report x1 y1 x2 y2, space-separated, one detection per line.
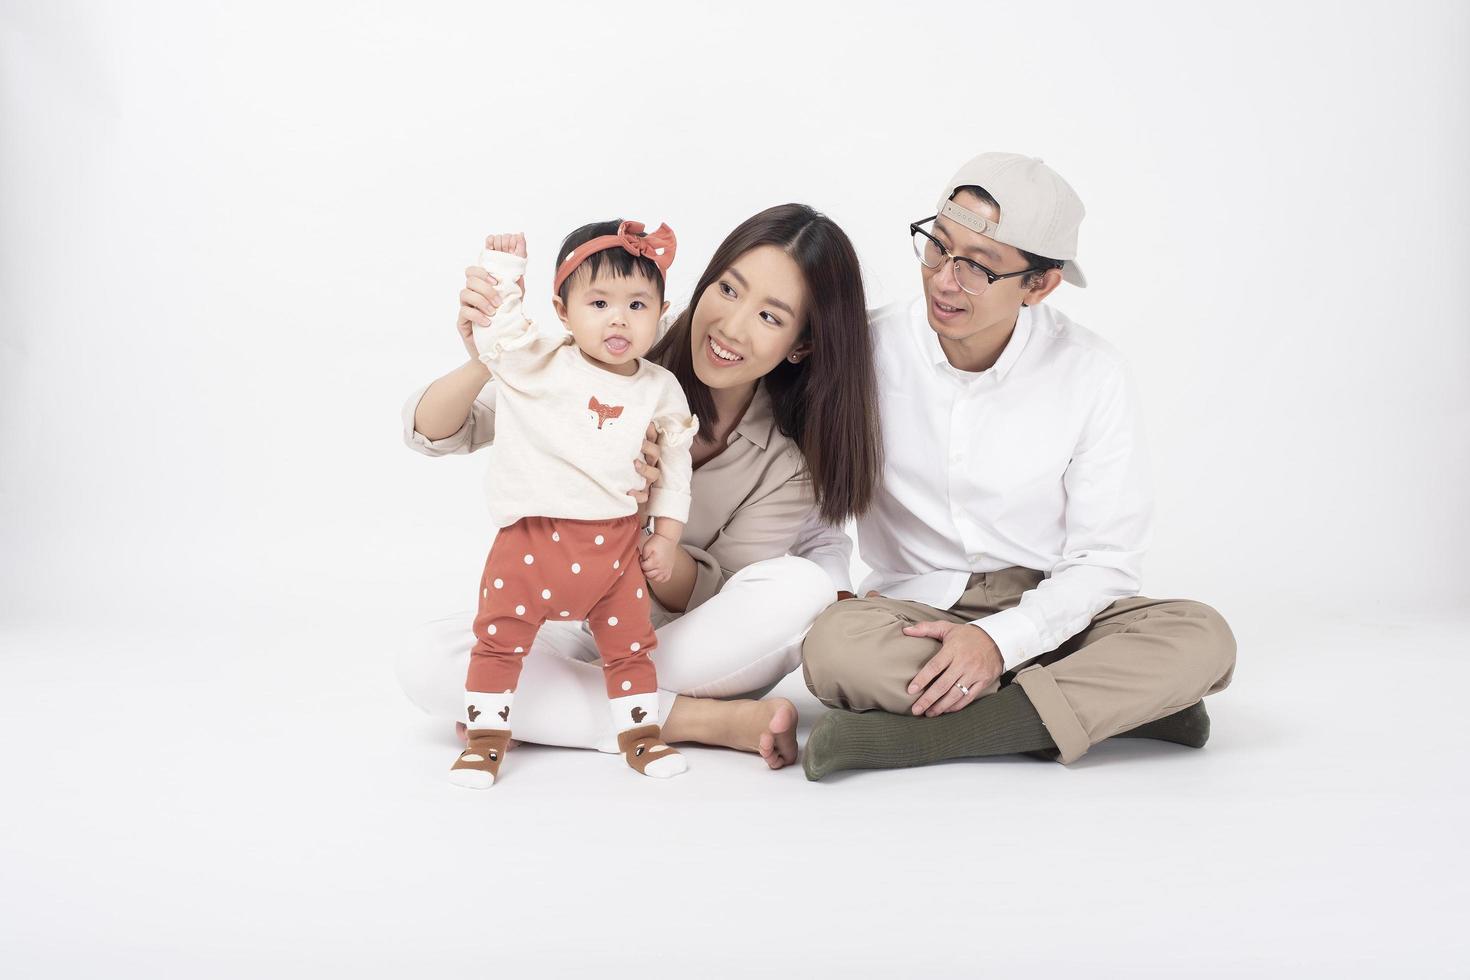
552 220 679 296
613 221 676 271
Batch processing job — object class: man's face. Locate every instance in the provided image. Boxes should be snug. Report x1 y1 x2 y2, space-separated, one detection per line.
920 190 1040 345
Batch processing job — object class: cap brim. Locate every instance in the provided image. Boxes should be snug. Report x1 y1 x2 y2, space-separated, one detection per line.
1062 260 1087 288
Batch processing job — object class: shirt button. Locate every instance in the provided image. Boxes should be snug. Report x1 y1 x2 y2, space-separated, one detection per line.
950 451 965 463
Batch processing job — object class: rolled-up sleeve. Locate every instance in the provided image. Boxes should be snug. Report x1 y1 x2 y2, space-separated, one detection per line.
401 382 498 457
680 543 730 615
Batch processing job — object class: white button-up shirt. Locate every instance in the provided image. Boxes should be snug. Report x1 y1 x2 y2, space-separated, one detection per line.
850 297 1153 668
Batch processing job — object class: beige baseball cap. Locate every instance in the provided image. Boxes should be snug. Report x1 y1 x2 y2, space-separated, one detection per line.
936 152 1088 288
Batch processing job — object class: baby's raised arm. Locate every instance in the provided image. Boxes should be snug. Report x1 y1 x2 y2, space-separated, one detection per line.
473 234 538 364
410 233 525 442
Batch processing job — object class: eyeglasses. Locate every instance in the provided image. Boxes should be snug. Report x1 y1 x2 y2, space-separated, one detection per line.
910 216 1043 296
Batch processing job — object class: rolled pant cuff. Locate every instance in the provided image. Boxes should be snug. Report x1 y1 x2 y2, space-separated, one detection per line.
1013 665 1091 764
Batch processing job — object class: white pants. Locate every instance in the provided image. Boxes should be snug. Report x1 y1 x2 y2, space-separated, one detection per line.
397 556 833 753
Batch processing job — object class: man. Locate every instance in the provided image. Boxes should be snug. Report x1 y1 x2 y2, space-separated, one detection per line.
800 152 1236 779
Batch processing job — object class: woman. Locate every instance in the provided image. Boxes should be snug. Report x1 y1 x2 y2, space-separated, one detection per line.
398 204 881 769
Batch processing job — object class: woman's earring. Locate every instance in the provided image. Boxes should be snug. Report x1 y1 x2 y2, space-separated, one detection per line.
788 354 800 363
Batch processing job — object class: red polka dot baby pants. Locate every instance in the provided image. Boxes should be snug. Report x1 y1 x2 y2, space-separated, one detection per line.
465 515 658 722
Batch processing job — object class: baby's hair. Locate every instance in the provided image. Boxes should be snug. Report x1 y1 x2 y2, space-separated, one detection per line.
555 219 666 304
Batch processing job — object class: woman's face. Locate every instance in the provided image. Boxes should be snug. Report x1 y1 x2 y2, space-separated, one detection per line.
687 245 811 391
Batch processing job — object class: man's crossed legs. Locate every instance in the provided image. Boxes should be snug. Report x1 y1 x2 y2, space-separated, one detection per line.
800 568 1237 779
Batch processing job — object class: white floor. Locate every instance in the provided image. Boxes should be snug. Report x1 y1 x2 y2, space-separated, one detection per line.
3 607 1467 977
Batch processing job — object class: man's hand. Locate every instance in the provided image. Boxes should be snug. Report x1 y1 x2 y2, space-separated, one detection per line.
903 621 1004 717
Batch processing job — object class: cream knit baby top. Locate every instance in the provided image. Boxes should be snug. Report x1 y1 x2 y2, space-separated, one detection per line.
470 249 697 530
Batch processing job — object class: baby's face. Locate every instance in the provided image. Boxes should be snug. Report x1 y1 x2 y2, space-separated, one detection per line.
556 271 668 375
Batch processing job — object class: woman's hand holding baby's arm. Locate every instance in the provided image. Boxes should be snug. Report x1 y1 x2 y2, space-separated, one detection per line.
627 424 662 507
417 234 529 440
457 233 528 359
417 245 509 439
457 265 501 361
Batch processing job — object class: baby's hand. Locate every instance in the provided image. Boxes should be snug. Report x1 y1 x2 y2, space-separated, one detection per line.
639 533 678 584
485 232 527 258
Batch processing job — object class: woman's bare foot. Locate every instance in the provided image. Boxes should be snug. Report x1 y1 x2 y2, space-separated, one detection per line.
754 698 799 770
662 695 799 770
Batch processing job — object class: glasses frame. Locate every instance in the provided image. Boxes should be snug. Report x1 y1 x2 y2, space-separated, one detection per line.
909 215 1043 296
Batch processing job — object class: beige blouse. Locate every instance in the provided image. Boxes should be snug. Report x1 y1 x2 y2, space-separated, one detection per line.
402 379 850 626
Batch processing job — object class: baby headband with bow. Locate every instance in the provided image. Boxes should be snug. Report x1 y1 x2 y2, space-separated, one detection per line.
552 220 678 297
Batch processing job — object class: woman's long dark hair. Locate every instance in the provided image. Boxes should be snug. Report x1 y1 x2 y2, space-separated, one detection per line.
648 204 882 525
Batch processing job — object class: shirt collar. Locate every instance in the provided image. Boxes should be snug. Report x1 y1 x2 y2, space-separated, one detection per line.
732 381 775 451
912 299 1035 382
990 306 1034 380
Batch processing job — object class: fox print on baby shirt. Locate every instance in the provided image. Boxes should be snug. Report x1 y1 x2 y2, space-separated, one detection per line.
588 396 624 430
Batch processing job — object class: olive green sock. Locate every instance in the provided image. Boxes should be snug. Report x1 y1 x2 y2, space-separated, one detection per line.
1021 701 1212 761
802 684 1055 781
1113 701 1211 748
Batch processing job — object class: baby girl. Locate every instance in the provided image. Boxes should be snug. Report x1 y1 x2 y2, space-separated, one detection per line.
449 220 697 788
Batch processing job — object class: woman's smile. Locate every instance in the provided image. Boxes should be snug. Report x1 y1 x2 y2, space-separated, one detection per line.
705 334 745 366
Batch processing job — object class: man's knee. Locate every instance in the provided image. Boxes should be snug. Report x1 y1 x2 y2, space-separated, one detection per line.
1168 600 1237 691
800 601 860 702
801 600 891 703
800 599 918 711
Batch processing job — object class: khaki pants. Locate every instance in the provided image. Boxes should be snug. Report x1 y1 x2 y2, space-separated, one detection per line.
800 568 1237 764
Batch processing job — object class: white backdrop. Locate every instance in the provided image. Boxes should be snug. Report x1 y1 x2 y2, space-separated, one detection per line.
2 0 1467 629
5 4 1470 976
